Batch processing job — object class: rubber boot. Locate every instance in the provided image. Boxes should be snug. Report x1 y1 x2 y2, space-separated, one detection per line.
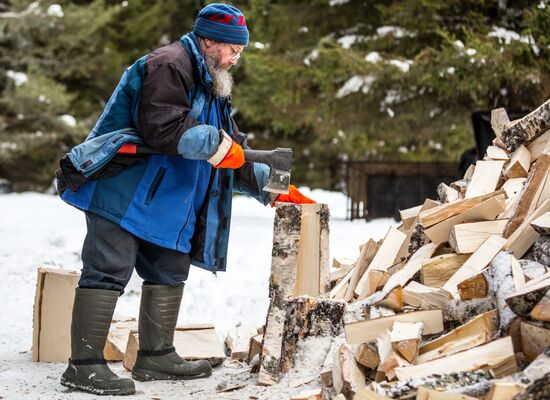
131 284 212 381
60 288 135 395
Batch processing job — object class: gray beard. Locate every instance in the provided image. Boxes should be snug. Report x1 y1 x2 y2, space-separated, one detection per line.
205 57 234 98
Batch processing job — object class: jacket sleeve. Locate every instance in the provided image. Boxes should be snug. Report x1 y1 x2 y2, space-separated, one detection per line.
231 118 275 206
138 61 220 159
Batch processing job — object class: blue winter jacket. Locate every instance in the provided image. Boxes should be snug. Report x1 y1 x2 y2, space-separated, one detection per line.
61 32 272 273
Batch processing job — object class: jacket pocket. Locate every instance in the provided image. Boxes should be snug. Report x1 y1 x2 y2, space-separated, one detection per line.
145 167 166 205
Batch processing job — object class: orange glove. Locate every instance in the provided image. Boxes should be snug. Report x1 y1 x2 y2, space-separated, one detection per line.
214 140 245 169
208 129 245 169
274 185 316 205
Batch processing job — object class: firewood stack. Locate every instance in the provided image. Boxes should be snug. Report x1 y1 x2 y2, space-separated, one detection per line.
250 98 550 400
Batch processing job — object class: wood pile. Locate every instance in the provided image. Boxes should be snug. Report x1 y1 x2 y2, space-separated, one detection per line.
249 99 550 399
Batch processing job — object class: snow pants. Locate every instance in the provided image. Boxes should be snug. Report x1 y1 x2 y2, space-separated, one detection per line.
78 212 191 293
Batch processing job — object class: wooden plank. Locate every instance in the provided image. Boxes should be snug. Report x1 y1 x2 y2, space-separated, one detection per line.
424 195 506 244
442 235 507 298
225 322 258 362
504 145 531 179
355 228 406 299
32 268 80 362
345 239 378 301
419 190 505 228
531 211 550 235
505 199 550 258
449 220 508 254
390 321 423 363
502 98 550 151
403 281 451 309
520 321 550 361
421 254 469 287
395 337 517 381
504 154 550 238
465 161 505 198
344 309 443 345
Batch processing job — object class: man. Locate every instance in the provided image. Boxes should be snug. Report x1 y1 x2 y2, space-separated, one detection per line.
57 3 314 396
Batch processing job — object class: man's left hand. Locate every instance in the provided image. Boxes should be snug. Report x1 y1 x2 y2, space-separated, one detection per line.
273 185 316 205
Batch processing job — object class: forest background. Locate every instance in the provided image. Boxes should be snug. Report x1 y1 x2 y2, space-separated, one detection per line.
0 0 549 191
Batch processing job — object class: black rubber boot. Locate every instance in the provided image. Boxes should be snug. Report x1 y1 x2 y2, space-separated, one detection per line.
60 288 135 395
131 284 212 381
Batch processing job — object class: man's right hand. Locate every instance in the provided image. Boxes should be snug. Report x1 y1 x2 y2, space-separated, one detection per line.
208 129 245 169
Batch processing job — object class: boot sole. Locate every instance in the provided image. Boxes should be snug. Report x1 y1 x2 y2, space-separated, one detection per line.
60 375 136 396
131 366 212 382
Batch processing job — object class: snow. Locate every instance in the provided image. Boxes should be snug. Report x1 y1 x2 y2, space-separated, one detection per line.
365 51 382 64
0 190 394 398
6 70 28 86
337 35 365 49
376 25 415 39
388 59 412 73
329 0 350 6
253 42 266 49
336 75 376 98
59 114 77 127
46 4 64 18
488 26 540 55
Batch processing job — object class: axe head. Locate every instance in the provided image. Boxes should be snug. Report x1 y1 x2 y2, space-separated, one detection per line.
243 148 292 194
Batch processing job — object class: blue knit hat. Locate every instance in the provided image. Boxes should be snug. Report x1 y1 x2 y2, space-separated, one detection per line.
194 4 249 46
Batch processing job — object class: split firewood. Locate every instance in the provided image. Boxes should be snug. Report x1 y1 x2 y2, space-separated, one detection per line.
416 386 478 400
329 264 355 283
486 145 510 160
320 336 345 387
437 183 461 203
353 343 380 370
355 227 407 299
504 154 550 238
520 321 550 362
344 239 378 302
344 309 443 344
501 177 526 199
464 160 505 198
530 211 550 235
424 194 506 244
403 281 451 310
519 259 547 281
505 199 550 258
486 251 519 336
332 257 355 269
332 343 366 398
375 286 403 311
421 254 469 287
502 98 550 151
450 179 469 195
457 272 488 300
444 297 495 324
365 270 390 298
526 129 550 161
248 333 263 364
512 372 550 400
484 382 526 400
376 329 409 381
510 255 526 291
394 336 517 381
419 190 505 228
504 145 531 179
491 107 511 147
389 321 423 363
442 235 507 298
367 306 396 320
531 235 550 265
463 164 475 180
449 220 508 254
329 266 355 299
226 322 258 362
529 291 550 321
505 271 550 318
104 318 137 361
400 204 423 231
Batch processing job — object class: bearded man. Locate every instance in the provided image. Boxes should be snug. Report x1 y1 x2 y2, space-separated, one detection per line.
56 3 314 396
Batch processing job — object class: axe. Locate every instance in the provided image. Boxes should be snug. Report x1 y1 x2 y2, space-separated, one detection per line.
117 145 292 194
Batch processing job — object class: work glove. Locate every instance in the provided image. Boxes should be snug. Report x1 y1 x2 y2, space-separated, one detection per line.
208 129 245 169
273 185 316 205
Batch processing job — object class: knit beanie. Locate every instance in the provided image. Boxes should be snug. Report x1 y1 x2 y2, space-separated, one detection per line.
193 3 249 46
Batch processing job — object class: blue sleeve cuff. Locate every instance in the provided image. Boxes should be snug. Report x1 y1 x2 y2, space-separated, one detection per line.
176 124 220 160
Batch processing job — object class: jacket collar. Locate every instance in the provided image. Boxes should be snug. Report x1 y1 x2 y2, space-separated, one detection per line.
179 32 213 87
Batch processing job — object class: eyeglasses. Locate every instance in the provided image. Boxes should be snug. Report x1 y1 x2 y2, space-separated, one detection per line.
226 43 243 61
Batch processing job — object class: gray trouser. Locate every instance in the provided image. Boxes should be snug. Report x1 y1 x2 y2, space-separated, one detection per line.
79 212 191 293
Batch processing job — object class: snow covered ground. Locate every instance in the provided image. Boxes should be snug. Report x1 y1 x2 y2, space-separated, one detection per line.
0 189 394 399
